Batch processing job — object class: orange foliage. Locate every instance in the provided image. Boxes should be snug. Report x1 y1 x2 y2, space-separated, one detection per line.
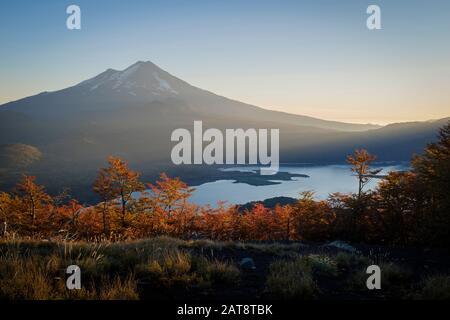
291 191 335 241
1 122 449 248
0 163 301 241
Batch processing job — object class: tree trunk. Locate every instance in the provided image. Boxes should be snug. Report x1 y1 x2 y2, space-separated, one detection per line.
120 190 126 227
358 174 363 199
102 201 109 235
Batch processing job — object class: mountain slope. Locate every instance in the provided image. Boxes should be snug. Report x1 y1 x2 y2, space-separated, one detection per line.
0 61 379 131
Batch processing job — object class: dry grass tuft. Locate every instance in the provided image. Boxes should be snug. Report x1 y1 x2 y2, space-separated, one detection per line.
415 274 450 300
266 257 318 299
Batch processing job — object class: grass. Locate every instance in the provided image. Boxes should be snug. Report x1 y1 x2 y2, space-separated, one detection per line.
0 237 242 299
234 242 305 256
378 262 413 286
136 250 240 288
0 253 54 299
265 256 319 299
345 260 412 295
99 276 139 300
197 257 241 285
136 249 197 286
306 254 339 277
414 275 450 300
183 239 304 257
335 252 371 270
0 237 448 300
0 241 141 300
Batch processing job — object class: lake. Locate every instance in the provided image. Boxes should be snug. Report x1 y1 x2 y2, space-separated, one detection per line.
189 163 408 206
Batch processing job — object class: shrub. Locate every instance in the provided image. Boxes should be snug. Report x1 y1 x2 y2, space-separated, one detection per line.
306 254 338 277
335 252 370 270
136 249 195 286
266 257 318 299
99 276 139 300
346 261 411 294
197 258 240 285
0 255 54 299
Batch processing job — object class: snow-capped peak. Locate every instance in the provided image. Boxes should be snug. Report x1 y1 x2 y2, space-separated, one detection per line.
81 61 178 96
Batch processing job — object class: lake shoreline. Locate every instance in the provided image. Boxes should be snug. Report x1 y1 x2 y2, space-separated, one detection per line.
187 163 408 206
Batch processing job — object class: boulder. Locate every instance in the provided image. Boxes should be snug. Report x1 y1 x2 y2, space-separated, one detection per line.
326 240 357 253
239 257 256 270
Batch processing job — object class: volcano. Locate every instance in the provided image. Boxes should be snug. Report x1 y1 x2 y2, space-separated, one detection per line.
0 61 447 200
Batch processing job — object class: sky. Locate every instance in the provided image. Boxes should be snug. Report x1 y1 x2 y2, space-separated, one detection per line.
0 0 449 125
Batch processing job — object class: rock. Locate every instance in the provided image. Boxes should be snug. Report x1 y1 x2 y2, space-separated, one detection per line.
326 240 357 253
239 257 256 270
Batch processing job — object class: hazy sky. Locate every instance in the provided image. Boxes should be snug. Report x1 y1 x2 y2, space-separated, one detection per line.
1 0 449 124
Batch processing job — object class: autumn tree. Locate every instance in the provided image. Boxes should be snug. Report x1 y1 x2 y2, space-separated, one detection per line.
196 204 239 240
347 149 381 199
14 175 53 235
273 204 295 240
93 157 145 229
147 173 194 216
93 170 115 234
291 191 335 241
376 171 425 244
0 192 12 236
145 173 195 237
56 199 84 236
411 121 450 245
243 204 274 240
